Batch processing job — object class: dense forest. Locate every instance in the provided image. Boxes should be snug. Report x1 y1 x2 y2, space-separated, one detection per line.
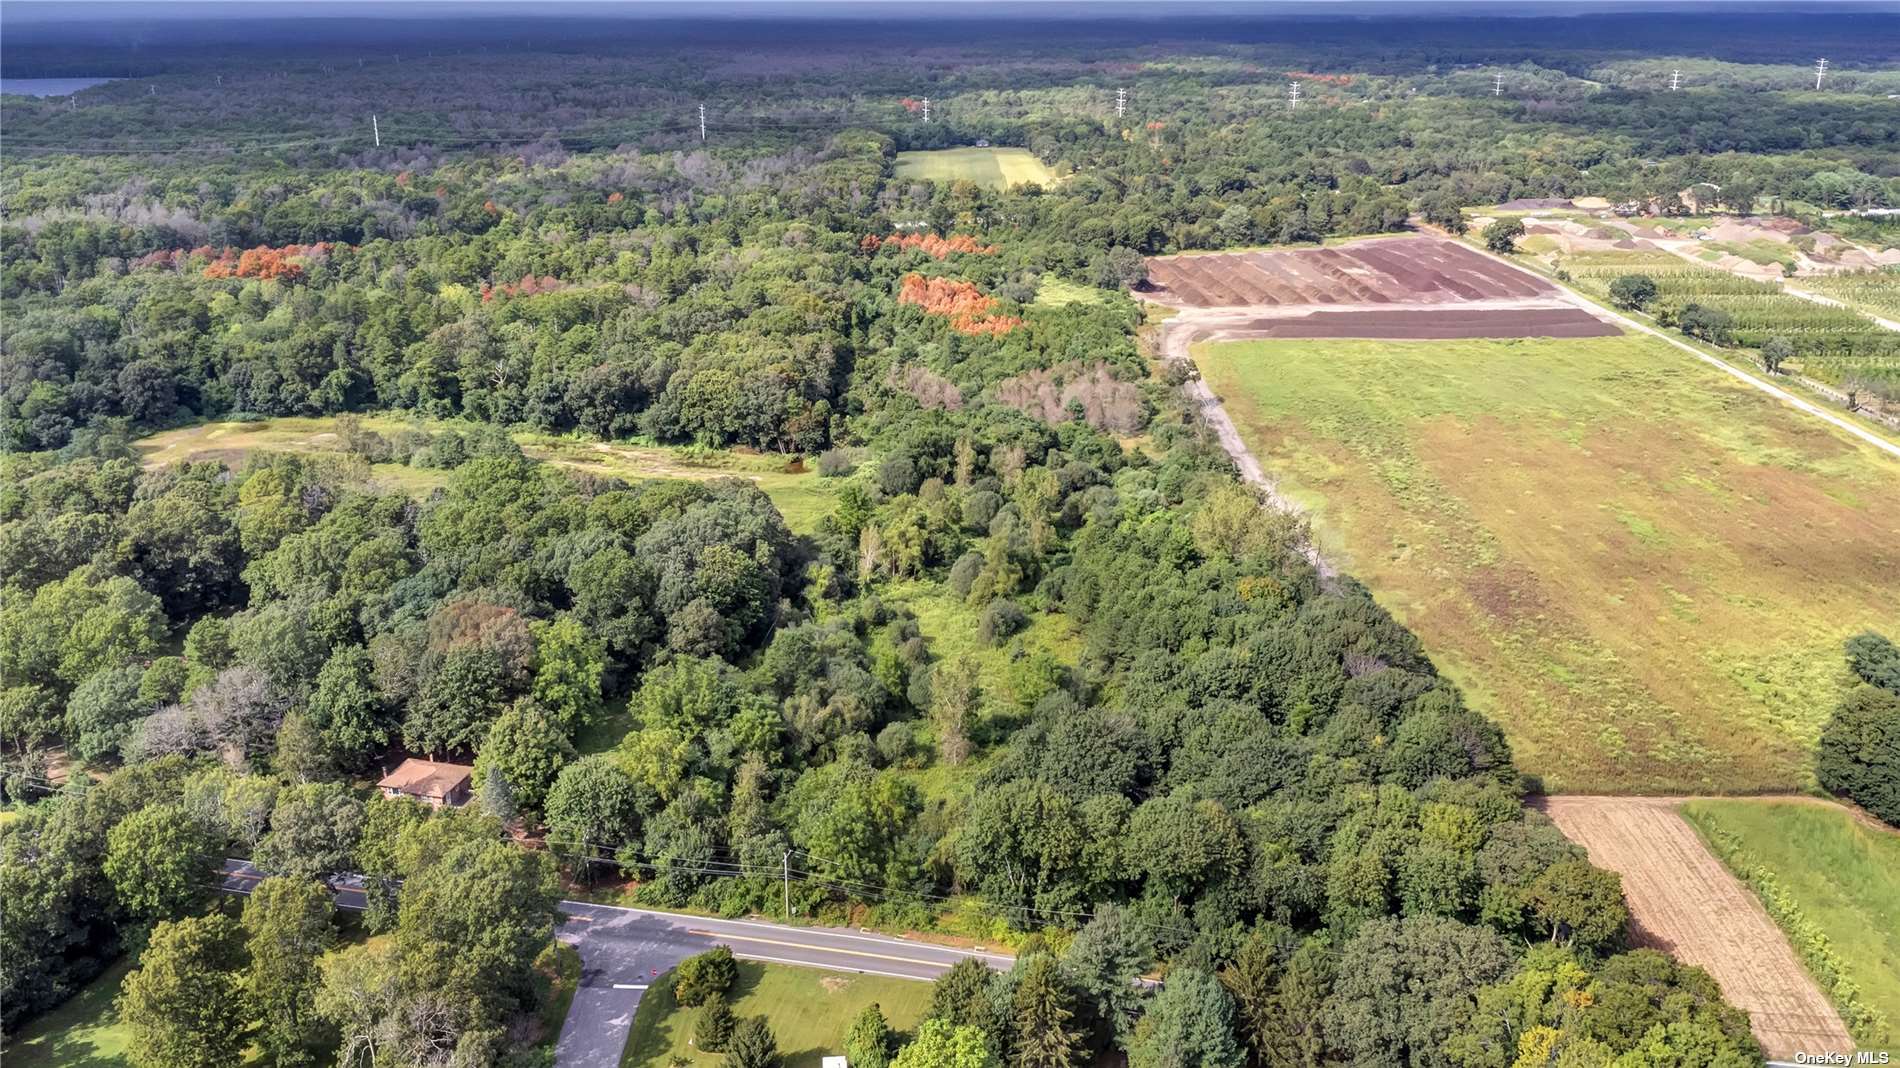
7 8 1895 1068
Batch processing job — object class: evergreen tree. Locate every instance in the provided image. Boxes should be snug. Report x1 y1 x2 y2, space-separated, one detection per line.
725 1016 781 1068
1012 956 1083 1068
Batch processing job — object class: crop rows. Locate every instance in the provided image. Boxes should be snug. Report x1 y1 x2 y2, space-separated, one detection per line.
1566 261 1899 360
1796 271 1900 322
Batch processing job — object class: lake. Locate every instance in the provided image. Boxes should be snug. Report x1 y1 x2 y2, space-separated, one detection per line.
0 77 118 98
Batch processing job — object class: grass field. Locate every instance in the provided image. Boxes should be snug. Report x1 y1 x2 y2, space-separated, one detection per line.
2 958 134 1067
1032 277 1107 307
1681 798 1900 1046
1194 333 1900 794
621 961 933 1068
133 418 836 534
893 147 1056 190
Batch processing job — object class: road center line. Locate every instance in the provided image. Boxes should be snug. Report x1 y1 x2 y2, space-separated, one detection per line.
685 929 965 968
612 983 649 990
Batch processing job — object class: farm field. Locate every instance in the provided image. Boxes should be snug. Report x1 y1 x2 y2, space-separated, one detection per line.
1142 236 1553 308
1682 798 1900 1048
621 961 932 1068
892 147 1056 190
1193 333 1900 794
133 418 836 534
1794 270 1900 323
1537 796 1853 1059
1189 305 1616 339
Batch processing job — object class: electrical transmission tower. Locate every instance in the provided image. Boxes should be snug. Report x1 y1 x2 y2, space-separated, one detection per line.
922 97 931 123
699 104 707 143
1287 82 1301 111
1493 72 1504 97
1670 69 1681 91
371 114 380 147
1814 58 1828 90
1116 87 1126 118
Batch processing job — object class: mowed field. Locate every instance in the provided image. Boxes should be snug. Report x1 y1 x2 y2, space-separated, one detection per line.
1682 798 1900 1047
892 147 1055 190
623 961 932 1068
1193 332 1900 794
1538 796 1854 1059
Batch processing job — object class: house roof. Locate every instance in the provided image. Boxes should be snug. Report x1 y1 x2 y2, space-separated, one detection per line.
378 758 474 798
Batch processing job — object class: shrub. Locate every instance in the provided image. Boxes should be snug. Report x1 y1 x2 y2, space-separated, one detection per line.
948 551 985 597
696 995 737 1052
960 491 1002 531
977 599 1028 646
875 721 918 768
816 449 856 478
675 945 738 1007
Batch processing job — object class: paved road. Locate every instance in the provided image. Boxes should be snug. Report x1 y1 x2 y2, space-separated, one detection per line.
220 861 1012 1067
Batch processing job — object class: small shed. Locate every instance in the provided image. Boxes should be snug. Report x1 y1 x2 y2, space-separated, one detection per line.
823 1058 849 1068
379 758 475 808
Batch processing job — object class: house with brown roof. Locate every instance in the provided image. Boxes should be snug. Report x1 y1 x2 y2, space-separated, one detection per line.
378 758 475 808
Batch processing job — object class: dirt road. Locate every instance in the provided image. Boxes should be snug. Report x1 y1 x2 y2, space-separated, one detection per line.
1535 796 1855 1059
1155 311 1336 577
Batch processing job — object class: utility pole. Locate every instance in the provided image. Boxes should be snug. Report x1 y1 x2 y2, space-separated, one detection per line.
781 850 792 919
699 103 706 143
371 114 380 148
1287 81 1300 111
1669 69 1681 91
1814 57 1828 90
1493 72 1504 97
921 96 930 123
1116 86 1126 118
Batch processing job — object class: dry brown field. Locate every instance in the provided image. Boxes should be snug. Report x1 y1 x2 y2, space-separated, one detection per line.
1536 796 1854 1060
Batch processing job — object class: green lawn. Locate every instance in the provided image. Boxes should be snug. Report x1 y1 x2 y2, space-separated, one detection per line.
622 960 934 1068
893 148 1056 190
1194 333 1900 794
2 958 134 1068
1681 799 1900 1045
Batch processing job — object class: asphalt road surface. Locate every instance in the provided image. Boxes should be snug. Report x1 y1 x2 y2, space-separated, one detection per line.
220 860 1012 1068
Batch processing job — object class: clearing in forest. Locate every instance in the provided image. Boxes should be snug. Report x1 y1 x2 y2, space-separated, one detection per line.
133 418 836 533
892 147 1056 190
1537 796 1855 1060
1192 333 1900 794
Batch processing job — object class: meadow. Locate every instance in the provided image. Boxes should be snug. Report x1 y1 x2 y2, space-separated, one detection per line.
621 961 933 1068
1194 333 1900 794
1682 798 1900 1046
133 418 837 534
892 147 1057 190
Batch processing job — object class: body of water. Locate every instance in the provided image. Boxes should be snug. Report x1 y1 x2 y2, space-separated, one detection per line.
0 77 118 98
